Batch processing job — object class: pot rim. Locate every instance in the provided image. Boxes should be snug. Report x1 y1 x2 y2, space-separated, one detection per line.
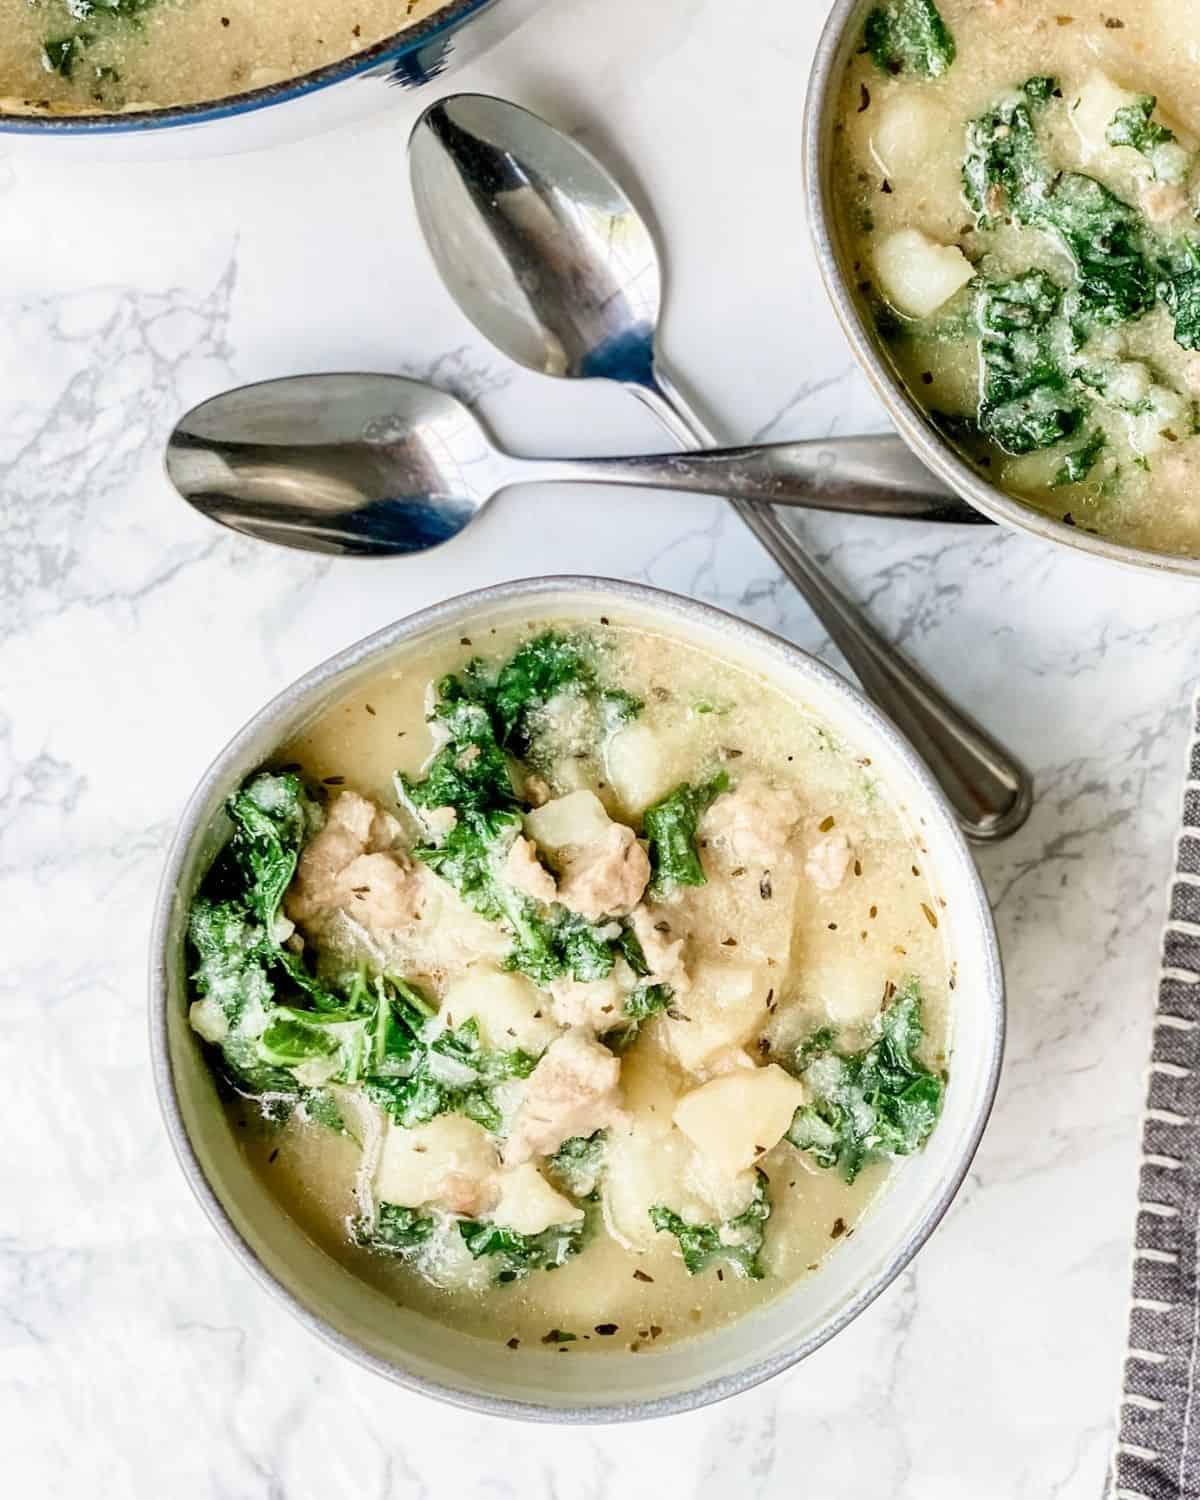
802 0 1200 579
148 574 1006 1421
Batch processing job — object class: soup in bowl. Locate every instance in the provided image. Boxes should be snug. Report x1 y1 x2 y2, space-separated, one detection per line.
807 0 1200 574
150 578 1003 1418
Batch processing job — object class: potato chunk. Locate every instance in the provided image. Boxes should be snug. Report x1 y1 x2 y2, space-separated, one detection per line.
673 1065 806 1177
604 723 691 817
656 961 772 1074
871 93 950 184
440 967 562 1055
603 1050 758 1244
873 229 975 320
524 790 613 853
375 1115 499 1216
490 1163 584 1235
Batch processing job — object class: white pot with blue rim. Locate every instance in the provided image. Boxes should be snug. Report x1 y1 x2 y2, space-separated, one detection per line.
1 0 551 159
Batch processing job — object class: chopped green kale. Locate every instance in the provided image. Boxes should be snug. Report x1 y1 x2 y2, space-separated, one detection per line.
963 78 1053 230
608 982 674 1054
964 79 1155 330
863 0 955 79
785 979 944 1183
975 271 1084 455
644 772 730 898
1047 173 1156 329
547 1131 607 1201
1054 428 1107 487
364 1016 536 1132
1157 240 1200 351
355 1203 436 1258
447 629 642 759
398 697 517 815
41 0 158 85
1107 95 1190 183
42 36 84 76
458 1217 585 1282
1108 95 1175 156
649 1170 771 1279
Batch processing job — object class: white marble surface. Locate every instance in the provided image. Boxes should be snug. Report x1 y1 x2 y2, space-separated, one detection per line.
2 0 1198 1493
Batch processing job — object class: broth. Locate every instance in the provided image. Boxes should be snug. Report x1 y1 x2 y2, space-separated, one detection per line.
189 616 955 1353
0 0 448 115
833 0 1200 557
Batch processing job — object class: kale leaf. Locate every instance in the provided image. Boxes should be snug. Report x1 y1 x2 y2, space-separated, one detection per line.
863 0 955 79
364 1016 536 1132
41 0 158 86
1108 95 1176 156
1048 174 1156 329
42 36 84 76
644 772 730 898
447 629 642 758
547 1131 607 1201
398 697 517 814
963 78 1053 230
1157 241 1200 352
188 773 348 1108
964 79 1155 330
608 982 674 1053
1054 428 1107 487
975 272 1084 455
649 1170 771 1280
785 979 945 1183
355 1203 436 1258
458 1217 585 1282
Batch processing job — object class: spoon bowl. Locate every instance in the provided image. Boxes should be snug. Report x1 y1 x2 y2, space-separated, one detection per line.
410 92 663 388
167 374 486 556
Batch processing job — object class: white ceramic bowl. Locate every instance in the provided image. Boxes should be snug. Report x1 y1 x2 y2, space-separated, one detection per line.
149 577 1004 1421
804 0 1200 578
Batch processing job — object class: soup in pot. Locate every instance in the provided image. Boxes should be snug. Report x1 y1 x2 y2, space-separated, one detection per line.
833 0 1200 557
185 616 955 1352
0 0 448 115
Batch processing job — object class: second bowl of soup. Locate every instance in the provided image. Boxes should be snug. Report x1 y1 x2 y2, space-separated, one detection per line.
151 577 1003 1419
807 0 1200 575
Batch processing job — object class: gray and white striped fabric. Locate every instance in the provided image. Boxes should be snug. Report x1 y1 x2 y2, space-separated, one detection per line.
1115 718 1200 1500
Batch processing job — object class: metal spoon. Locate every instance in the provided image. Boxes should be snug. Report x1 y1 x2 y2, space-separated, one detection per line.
165 373 987 555
408 93 1032 841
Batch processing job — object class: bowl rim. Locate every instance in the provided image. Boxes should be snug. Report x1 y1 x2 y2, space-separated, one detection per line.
802 0 1200 580
0 0 495 134
148 574 1006 1422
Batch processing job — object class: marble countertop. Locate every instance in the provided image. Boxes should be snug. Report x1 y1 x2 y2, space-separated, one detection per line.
4 0 1198 1493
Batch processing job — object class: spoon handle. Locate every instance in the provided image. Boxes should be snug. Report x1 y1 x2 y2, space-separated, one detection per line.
633 368 1033 842
516 434 984 523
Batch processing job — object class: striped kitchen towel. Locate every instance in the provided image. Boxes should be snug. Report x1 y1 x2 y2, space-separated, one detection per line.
1115 712 1200 1500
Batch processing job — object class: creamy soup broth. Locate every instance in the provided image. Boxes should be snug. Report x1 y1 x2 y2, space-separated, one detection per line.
834 0 1200 556
190 616 954 1353
0 0 447 114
